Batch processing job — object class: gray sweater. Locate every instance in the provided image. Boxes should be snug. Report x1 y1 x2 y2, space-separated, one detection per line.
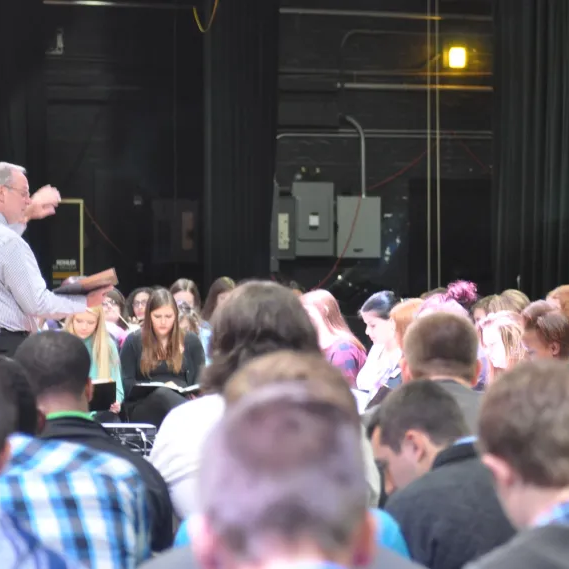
465 525 569 569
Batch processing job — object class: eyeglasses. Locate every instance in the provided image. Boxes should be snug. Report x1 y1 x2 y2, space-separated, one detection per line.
102 299 118 308
133 300 148 308
4 185 30 199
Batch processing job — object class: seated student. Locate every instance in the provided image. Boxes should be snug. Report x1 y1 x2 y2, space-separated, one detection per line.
14 331 174 553
401 312 483 433
466 360 569 569
64 306 124 421
173 350 408 560
375 381 514 569
0 377 77 568
0 419 151 567
120 288 205 427
140 381 424 569
301 289 367 387
150 282 379 519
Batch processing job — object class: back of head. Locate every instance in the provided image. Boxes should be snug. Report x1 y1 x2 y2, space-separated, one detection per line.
479 359 569 488
390 298 424 347
418 295 469 319
201 281 320 393
0 373 17 456
446 280 478 311
547 284 569 318
14 331 90 399
0 357 38 435
522 300 569 359
501 289 530 313
403 312 479 381
379 380 469 452
223 351 358 424
198 382 368 561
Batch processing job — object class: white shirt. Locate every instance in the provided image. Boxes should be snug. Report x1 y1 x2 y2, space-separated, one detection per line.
150 393 380 517
0 214 86 331
149 394 225 519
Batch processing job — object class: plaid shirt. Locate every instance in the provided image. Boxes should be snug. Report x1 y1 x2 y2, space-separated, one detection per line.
534 501 569 527
0 434 151 569
0 511 79 569
325 340 367 388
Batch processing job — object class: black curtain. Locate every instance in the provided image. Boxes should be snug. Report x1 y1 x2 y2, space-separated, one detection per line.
0 0 49 278
494 0 569 298
202 0 279 286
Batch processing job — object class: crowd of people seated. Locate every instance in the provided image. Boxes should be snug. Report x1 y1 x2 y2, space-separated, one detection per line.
1 275 569 569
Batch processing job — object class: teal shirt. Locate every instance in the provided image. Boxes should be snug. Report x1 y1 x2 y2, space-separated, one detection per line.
174 509 410 559
83 336 124 403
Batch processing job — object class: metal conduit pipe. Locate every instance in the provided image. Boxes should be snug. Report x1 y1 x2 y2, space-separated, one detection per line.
343 116 367 198
338 82 493 93
43 0 193 9
276 130 492 141
279 7 492 23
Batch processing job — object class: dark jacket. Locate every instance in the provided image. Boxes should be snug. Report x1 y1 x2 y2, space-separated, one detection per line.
436 379 482 435
139 545 427 569
385 442 515 569
41 415 173 552
465 525 569 569
120 330 205 399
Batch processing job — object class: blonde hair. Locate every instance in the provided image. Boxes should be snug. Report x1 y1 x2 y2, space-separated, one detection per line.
478 311 526 372
65 307 114 379
547 285 569 319
301 290 365 352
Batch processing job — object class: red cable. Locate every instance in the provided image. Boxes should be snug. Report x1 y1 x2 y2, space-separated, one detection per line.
311 149 428 290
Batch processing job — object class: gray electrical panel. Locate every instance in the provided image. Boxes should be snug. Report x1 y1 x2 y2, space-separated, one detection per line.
275 195 296 260
336 196 382 259
292 182 335 257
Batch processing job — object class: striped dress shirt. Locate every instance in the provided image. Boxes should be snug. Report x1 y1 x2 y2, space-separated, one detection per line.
0 214 86 331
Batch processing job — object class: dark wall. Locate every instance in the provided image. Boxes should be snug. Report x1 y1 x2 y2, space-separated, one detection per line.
44 5 203 293
276 0 493 299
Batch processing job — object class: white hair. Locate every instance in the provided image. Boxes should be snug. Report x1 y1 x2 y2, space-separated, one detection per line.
0 163 26 187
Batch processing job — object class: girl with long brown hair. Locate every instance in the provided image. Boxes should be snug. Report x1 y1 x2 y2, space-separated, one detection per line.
301 289 367 387
120 288 205 427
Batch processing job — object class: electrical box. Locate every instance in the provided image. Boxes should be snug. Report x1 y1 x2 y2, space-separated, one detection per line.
292 182 335 257
275 195 296 260
336 196 382 259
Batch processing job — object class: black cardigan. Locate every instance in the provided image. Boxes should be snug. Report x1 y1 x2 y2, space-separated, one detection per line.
120 329 205 400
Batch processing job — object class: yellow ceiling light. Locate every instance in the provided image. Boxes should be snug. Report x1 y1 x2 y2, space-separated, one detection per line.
448 46 468 69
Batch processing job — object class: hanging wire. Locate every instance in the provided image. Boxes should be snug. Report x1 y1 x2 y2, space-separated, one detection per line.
193 0 219 33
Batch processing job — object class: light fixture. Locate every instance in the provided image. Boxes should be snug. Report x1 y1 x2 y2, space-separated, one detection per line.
448 46 467 69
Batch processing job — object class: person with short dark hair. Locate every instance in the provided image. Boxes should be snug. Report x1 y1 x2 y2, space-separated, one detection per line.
467 360 569 569
14 330 172 555
141 382 425 569
377 381 514 569
402 312 482 432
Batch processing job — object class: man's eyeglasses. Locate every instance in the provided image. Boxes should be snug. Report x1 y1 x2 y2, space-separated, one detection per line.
4 185 30 199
